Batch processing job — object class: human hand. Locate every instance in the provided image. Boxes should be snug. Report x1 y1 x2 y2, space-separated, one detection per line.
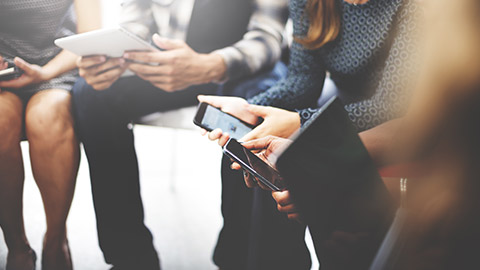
233 136 292 189
77 55 126 90
0 56 7 70
0 57 51 89
197 95 261 146
239 105 301 142
124 34 226 91
272 190 303 223
0 56 6 92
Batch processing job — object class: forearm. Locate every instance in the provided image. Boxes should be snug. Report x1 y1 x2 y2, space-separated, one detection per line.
213 0 288 81
74 0 102 33
202 53 227 83
41 0 102 81
359 119 403 168
41 50 79 81
119 0 154 39
213 32 285 81
248 37 326 108
359 116 438 168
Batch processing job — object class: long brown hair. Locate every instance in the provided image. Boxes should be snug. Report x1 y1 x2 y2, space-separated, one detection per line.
296 0 341 49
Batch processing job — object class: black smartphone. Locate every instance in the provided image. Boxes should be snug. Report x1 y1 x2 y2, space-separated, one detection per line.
193 102 255 140
223 138 286 191
0 65 23 81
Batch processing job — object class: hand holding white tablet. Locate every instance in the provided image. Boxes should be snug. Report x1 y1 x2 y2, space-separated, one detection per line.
124 33 227 92
55 26 159 85
55 26 158 58
76 55 127 90
56 27 227 91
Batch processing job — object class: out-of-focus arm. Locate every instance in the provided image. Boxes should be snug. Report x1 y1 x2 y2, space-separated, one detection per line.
119 0 155 40
212 0 289 81
43 0 102 79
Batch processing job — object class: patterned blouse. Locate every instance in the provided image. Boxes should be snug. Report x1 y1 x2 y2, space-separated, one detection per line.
249 0 419 131
0 0 77 93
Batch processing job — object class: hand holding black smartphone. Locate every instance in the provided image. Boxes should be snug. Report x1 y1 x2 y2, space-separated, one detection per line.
223 138 286 191
193 102 255 140
0 62 24 81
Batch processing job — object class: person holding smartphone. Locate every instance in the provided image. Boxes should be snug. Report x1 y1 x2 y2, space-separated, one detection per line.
236 1 480 266
0 1 100 269
200 0 421 268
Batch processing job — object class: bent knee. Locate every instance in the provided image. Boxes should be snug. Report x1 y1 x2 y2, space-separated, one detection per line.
25 92 76 143
0 93 23 150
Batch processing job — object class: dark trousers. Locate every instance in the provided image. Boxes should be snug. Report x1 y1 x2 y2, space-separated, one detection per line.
72 76 218 269
213 63 312 270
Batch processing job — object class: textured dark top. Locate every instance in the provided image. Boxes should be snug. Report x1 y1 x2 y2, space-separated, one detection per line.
0 0 77 93
249 0 418 131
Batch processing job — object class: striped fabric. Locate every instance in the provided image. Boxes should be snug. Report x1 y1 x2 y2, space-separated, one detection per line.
119 0 288 80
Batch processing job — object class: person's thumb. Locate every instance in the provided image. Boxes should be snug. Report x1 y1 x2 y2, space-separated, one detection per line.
153 34 185 50
247 104 271 118
197 95 224 109
14 57 34 75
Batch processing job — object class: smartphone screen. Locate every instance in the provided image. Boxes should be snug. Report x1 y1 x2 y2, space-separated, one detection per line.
194 103 253 140
0 64 23 81
223 138 286 191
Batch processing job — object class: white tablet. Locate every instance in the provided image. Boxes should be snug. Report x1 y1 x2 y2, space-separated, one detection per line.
54 26 157 57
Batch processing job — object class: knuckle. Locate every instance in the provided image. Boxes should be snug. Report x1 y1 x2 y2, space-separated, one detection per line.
102 73 112 81
277 197 287 206
85 78 94 85
167 54 176 64
165 67 174 76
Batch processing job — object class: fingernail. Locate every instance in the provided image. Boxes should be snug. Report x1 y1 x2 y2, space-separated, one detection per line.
118 59 125 64
99 56 106 62
153 33 162 41
123 53 129 58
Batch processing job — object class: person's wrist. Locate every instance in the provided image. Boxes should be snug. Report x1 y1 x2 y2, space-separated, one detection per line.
203 53 227 83
291 111 301 128
39 66 56 82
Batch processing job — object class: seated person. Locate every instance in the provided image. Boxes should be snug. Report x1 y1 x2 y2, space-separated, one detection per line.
72 0 288 269
0 0 100 269
233 0 480 269
199 0 420 268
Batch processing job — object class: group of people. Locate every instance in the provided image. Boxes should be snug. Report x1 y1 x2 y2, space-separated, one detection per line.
1 0 480 270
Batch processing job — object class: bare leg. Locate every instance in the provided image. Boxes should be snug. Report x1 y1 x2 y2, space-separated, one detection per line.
0 91 36 270
25 89 80 270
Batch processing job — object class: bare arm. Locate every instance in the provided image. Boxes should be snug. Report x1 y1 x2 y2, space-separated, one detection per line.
0 0 102 89
42 0 102 80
